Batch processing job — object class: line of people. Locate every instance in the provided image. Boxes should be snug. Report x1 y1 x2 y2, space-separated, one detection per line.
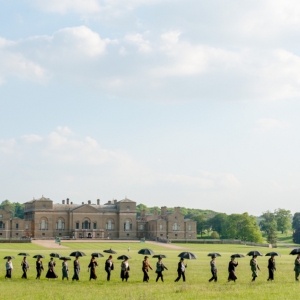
4 254 300 282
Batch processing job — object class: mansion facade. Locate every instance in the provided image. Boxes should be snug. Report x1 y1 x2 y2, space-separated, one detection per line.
0 196 196 240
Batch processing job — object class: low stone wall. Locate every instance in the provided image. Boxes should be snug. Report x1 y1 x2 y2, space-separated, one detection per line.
0 239 31 243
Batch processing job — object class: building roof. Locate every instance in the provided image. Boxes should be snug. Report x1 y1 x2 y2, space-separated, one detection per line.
25 196 52 204
118 198 135 203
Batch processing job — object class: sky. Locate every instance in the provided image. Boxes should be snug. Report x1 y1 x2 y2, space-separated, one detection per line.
1 0 300 216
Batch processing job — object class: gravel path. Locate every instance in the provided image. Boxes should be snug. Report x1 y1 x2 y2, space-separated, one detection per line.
31 240 69 249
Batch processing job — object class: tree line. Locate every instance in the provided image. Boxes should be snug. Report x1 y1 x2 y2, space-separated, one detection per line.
0 200 24 219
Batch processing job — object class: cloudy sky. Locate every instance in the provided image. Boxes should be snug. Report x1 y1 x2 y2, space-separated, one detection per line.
1 0 300 215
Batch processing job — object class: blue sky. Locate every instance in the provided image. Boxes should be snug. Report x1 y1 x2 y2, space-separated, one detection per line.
1 0 300 215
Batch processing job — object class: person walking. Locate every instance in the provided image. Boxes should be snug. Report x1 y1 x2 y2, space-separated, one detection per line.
267 255 276 281
88 256 98 281
72 256 80 281
142 256 152 282
227 257 238 282
5 258 13 279
155 257 168 282
46 257 58 280
209 255 218 282
174 258 187 282
250 255 261 282
21 257 29 279
294 254 300 281
120 258 130 282
36 257 44 279
105 255 114 281
62 258 69 280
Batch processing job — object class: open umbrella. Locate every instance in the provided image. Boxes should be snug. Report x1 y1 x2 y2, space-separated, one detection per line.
138 248 155 255
178 252 197 259
33 254 45 259
117 255 131 260
231 254 245 258
152 254 167 259
247 250 263 256
18 253 30 256
290 248 300 255
50 253 61 258
4 256 15 259
103 249 117 254
208 253 221 257
59 257 71 261
265 252 281 256
70 251 86 257
91 253 104 258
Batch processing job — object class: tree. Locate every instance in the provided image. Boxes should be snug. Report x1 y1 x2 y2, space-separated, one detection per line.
192 214 207 237
211 231 220 239
0 200 25 219
260 211 277 234
292 213 300 232
293 227 300 244
207 213 228 238
275 208 292 234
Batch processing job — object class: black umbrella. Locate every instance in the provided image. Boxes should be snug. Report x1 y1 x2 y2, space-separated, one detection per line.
208 253 221 257
265 252 281 257
247 250 263 256
117 255 131 260
70 251 86 257
59 257 71 261
231 254 245 258
91 253 104 258
18 253 30 256
152 254 167 259
4 256 15 259
50 253 61 258
289 248 300 255
103 249 117 254
138 248 155 255
178 252 197 259
33 254 45 259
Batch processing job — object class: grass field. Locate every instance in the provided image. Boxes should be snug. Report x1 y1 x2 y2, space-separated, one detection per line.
0 241 299 300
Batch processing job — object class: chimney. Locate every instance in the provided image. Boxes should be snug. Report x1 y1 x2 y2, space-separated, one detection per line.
82 202 84 205
88 200 91 205
97 199 100 205
175 207 180 213
141 209 145 217
154 209 158 216
161 206 167 215
71 202 73 204
108 200 112 204
62 200 65 204
66 198 69 205
114 200 117 204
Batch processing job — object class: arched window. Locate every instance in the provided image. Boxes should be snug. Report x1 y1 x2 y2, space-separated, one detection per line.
40 218 48 230
0 221 5 229
159 224 163 231
188 224 192 231
172 223 179 231
139 224 144 230
56 218 65 230
124 219 132 231
82 219 90 229
106 219 114 231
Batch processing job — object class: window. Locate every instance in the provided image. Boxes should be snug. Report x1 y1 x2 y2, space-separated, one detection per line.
159 224 163 231
188 224 192 231
93 222 97 229
124 219 132 231
127 233 129 236
25 224 29 230
58 233 61 236
0 233 2 236
160 234 163 237
16 233 19 236
56 219 65 230
40 219 48 230
172 223 179 231
175 216 178 220
42 233 45 236
0 221 5 229
75 222 79 229
127 206 130 211
175 234 177 237
0 214 2 218
42 204 46 209
82 220 90 229
106 220 114 231
16 223 19 229
139 224 144 230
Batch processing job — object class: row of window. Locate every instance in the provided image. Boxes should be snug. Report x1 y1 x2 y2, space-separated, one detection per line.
0 221 29 230
139 223 193 231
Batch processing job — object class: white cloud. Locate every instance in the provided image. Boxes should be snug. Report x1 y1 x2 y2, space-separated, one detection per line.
56 126 74 136
0 139 16 154
22 134 43 143
254 118 291 132
125 33 152 53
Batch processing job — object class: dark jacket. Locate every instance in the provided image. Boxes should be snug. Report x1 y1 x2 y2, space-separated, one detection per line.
268 258 276 270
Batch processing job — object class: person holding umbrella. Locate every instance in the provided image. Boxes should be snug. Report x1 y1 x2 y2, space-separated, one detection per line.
36 257 44 279
155 257 168 282
72 256 80 281
267 255 276 281
227 257 238 282
120 257 130 282
105 255 114 281
294 254 300 281
5 257 13 279
88 256 98 281
46 257 58 280
21 256 29 279
61 258 69 280
142 256 152 282
175 258 187 282
250 255 261 282
209 255 218 282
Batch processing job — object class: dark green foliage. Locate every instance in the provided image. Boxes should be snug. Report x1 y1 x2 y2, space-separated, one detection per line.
275 208 292 234
191 214 207 237
207 213 228 238
292 213 300 231
293 227 300 244
0 200 24 219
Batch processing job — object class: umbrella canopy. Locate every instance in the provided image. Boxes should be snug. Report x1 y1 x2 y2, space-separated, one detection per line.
290 248 300 255
50 253 61 258
246 250 263 256
33 254 45 259
208 253 221 257
117 255 131 260
69 251 86 257
138 248 155 255
103 249 117 254
4 256 15 259
265 252 281 257
178 252 197 259
152 254 167 259
231 254 245 258
59 257 71 261
91 253 104 258
18 253 30 256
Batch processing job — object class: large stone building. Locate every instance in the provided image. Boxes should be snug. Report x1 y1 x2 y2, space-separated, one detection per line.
0 196 196 240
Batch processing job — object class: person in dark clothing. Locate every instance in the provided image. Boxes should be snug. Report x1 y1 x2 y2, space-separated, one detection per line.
46 257 58 279
105 255 114 281
228 257 238 282
267 256 276 281
155 258 168 282
175 258 187 282
250 255 261 282
36 258 44 279
21 257 29 279
120 258 130 282
72 256 80 281
88 256 98 280
5 258 13 279
142 256 152 282
209 256 218 282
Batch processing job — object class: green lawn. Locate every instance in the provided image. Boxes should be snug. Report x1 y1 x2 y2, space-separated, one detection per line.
0 242 299 300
